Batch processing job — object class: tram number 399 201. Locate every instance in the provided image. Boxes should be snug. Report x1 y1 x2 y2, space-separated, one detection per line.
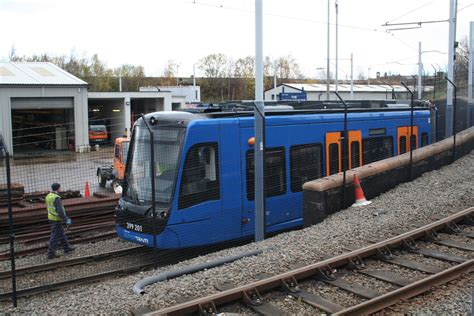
126 222 143 232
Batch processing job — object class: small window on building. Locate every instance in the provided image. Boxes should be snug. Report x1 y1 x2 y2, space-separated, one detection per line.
351 141 361 168
246 148 286 200
421 132 428 147
290 144 322 192
363 136 393 164
179 143 220 209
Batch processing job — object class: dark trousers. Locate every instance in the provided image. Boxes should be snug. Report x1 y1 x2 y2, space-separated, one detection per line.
47 221 71 256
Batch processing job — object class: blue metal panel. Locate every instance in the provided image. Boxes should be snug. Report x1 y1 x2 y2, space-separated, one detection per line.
163 119 244 247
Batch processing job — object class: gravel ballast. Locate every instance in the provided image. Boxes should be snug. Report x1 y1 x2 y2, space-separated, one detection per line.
1 151 473 314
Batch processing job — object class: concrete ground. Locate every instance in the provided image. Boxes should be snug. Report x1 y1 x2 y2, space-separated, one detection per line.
0 146 116 195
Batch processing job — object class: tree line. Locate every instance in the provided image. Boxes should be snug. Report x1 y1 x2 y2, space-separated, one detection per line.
7 38 471 102
8 49 306 101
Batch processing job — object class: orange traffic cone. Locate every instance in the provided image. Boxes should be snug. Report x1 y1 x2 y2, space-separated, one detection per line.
352 173 371 207
84 181 91 198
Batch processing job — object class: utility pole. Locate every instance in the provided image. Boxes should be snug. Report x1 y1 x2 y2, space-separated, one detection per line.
335 0 339 93
273 60 277 91
254 0 265 242
350 53 354 100
193 64 196 102
418 41 422 99
326 0 331 100
431 64 437 100
446 0 457 138
119 67 122 92
468 21 473 128
176 64 180 86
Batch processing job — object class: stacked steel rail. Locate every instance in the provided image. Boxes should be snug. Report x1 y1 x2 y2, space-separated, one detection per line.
0 194 119 260
148 207 474 315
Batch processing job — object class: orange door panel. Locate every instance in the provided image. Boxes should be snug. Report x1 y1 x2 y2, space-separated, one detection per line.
348 130 362 169
326 132 341 176
397 126 418 155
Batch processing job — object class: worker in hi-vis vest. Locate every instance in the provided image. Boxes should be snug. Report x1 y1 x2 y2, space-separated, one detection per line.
46 183 75 259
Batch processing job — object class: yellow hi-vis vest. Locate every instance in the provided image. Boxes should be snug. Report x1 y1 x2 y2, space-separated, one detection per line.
46 192 61 222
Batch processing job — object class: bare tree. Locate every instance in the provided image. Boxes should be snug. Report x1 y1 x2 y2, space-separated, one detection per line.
276 54 302 79
198 53 228 78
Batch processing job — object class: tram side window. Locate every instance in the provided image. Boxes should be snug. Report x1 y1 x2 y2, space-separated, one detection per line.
421 132 428 147
399 136 407 154
328 143 339 175
351 141 361 168
410 135 417 151
290 144 322 192
246 148 287 200
179 143 220 209
362 137 393 165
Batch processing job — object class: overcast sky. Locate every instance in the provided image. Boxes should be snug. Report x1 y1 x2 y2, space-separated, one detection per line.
0 0 473 79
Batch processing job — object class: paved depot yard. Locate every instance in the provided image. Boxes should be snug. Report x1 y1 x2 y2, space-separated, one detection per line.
0 146 115 195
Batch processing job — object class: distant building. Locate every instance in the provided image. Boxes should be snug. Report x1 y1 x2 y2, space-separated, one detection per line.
0 62 175 154
265 83 433 101
140 85 201 110
0 62 88 154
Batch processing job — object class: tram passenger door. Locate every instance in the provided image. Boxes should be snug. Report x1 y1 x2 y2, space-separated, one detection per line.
326 132 341 176
397 126 418 155
325 131 362 176
348 131 362 169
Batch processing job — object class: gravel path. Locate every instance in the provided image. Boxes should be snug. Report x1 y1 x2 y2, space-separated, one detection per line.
1 151 473 315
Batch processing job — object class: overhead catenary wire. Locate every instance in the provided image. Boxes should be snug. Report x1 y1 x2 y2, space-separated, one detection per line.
384 1 436 24
189 0 387 34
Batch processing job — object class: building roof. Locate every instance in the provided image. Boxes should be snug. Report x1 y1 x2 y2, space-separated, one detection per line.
270 83 427 93
0 62 88 86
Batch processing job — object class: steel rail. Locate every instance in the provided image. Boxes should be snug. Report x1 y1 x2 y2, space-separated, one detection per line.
0 246 142 280
335 259 473 315
0 221 115 243
148 206 473 315
0 231 118 261
0 263 155 301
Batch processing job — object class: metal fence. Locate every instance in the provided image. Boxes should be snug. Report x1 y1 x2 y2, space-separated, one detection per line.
0 92 472 308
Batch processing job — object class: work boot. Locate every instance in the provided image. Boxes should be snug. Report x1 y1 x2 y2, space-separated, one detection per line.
48 253 60 260
64 246 75 254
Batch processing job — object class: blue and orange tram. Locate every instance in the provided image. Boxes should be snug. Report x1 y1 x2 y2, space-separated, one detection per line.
115 104 433 249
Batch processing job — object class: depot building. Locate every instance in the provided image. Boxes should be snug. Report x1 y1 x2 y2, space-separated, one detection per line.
0 62 196 154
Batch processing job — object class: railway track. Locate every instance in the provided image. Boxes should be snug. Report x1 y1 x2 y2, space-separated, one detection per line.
0 245 146 301
148 206 474 315
0 230 118 261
